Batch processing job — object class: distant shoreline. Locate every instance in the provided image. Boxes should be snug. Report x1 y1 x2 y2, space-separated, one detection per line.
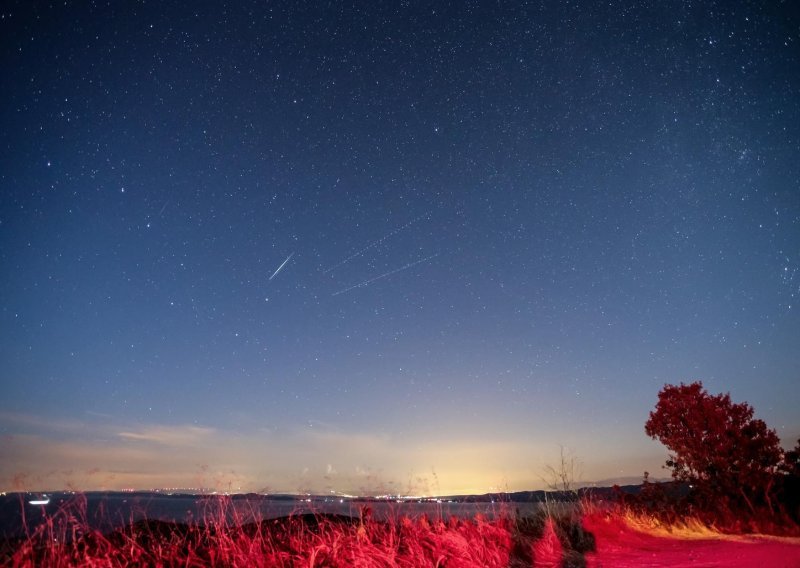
2 482 663 503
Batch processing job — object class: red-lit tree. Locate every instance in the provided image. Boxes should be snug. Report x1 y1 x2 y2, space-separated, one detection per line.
782 439 800 477
645 381 783 516
779 439 800 523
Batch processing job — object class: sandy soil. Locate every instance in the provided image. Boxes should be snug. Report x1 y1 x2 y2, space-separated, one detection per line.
583 515 800 568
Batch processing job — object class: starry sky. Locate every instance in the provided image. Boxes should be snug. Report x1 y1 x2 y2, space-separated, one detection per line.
1 1 799 496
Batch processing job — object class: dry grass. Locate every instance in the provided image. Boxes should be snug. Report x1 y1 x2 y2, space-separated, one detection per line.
613 506 728 540
10 494 795 566
3 495 588 567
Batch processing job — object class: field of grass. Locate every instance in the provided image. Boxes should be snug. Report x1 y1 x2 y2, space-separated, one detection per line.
2 494 799 567
2 494 593 567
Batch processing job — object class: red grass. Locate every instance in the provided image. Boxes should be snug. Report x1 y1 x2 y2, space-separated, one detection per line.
4 497 523 567
4 496 800 567
530 517 563 567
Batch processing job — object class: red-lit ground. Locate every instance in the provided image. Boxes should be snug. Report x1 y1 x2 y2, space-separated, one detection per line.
3 497 800 566
583 512 800 568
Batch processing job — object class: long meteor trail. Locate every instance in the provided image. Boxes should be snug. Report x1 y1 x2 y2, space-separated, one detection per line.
332 253 438 296
322 211 431 274
269 252 294 280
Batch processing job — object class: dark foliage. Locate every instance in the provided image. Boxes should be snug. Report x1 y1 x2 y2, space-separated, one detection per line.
775 439 800 524
644 381 792 527
614 473 690 523
782 439 800 477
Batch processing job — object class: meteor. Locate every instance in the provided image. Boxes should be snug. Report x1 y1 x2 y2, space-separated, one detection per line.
269 252 294 280
323 211 431 274
332 253 438 296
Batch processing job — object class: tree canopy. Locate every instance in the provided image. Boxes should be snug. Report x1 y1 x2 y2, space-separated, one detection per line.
645 381 783 515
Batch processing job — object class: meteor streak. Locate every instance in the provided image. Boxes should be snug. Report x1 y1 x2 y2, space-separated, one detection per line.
323 211 431 274
332 253 438 296
269 253 294 280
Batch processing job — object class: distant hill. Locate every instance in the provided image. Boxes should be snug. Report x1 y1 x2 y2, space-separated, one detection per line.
437 480 684 503
582 476 669 487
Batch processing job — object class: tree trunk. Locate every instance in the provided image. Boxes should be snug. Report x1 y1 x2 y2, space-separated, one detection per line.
739 487 756 517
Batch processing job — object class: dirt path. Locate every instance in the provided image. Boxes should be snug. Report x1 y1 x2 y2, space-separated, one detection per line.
583 516 800 568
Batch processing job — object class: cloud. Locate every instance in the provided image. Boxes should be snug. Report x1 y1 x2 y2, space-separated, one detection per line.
117 425 216 446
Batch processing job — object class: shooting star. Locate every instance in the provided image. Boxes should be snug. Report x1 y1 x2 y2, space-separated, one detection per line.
332 253 438 296
158 200 169 216
322 211 431 274
269 252 294 281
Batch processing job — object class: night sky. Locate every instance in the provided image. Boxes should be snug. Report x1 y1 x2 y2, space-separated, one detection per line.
1 1 799 496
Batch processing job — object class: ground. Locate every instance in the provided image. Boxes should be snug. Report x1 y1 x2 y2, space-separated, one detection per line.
583 514 800 568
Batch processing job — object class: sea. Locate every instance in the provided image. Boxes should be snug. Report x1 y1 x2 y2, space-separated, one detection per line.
0 492 565 540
